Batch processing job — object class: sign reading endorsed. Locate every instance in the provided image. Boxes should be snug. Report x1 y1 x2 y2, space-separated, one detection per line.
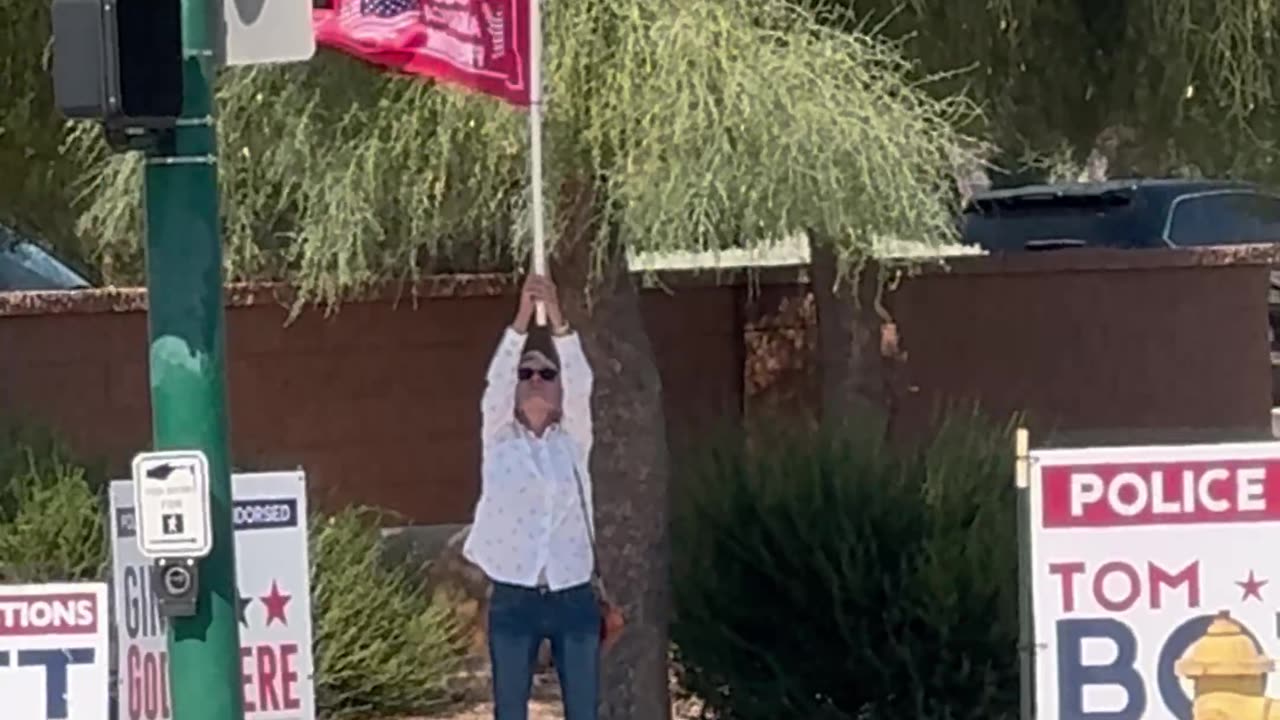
110 470 315 720
0 582 110 720
1030 441 1280 720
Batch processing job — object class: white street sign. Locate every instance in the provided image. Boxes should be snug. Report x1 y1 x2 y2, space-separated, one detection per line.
131 450 213 559
221 0 317 67
110 471 316 720
0 582 110 720
1029 440 1280 720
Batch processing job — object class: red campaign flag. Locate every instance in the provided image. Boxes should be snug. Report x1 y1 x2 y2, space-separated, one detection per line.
313 0 532 107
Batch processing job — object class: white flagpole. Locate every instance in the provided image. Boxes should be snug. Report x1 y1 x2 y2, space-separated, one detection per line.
529 0 548 326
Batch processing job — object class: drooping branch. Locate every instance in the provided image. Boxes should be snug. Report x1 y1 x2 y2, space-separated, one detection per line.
12 0 1280 281
802 0 1280 182
63 0 972 307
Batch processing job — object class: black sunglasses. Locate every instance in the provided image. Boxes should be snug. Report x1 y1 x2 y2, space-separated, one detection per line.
518 367 559 382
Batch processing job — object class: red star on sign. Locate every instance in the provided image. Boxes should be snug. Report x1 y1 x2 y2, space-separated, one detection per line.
260 580 292 626
1237 570 1269 602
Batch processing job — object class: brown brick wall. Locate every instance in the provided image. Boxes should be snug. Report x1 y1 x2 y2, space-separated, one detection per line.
889 260 1273 443
1 249 1274 524
743 249 1276 445
0 281 742 524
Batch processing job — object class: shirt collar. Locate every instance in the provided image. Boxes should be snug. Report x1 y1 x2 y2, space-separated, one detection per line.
515 419 561 441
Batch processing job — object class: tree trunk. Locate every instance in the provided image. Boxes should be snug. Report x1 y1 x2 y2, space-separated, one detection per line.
553 182 672 720
808 237 896 434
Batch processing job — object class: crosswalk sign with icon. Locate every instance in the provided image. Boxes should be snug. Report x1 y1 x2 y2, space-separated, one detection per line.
130 450 212 559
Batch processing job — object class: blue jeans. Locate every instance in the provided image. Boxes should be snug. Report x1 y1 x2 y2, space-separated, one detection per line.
488 581 600 720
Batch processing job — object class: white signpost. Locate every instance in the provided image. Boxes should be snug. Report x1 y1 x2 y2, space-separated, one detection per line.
1029 440 1280 720
0 582 110 720
110 470 316 720
221 0 317 67
131 450 213 559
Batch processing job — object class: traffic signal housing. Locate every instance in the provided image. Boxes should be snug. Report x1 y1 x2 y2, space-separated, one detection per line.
50 0 184 127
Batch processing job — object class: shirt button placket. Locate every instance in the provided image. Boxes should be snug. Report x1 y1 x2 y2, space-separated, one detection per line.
538 442 555 587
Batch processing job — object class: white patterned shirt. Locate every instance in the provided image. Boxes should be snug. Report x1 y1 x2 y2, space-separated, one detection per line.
463 326 596 591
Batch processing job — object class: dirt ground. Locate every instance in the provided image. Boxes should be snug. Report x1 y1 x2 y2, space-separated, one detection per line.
419 700 550 719
427 699 700 719
419 671 704 719
426 699 597 719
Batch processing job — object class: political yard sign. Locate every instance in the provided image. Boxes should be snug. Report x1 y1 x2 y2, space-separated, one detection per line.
1029 441 1280 720
0 582 110 720
109 470 315 720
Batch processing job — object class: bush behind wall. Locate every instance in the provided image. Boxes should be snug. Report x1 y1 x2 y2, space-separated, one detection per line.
0 424 467 718
671 411 1021 720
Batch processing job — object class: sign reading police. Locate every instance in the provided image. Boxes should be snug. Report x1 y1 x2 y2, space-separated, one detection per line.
0 582 109 720
110 470 315 720
1030 441 1280 720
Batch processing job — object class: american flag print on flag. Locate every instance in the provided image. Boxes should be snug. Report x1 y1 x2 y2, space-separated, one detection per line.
313 0 532 107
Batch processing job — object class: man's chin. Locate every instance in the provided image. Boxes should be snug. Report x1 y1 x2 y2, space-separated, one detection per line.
520 403 554 422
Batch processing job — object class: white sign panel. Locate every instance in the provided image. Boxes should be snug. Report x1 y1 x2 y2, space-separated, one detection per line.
110 471 315 720
0 582 110 720
222 0 317 66
1030 441 1280 720
132 450 213 559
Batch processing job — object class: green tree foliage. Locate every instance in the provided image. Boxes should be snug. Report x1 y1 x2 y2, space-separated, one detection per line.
10 0 1280 274
0 0 95 275
62 0 970 294
805 0 1280 182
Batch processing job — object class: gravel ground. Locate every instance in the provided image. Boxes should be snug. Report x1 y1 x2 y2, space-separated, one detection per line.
426 699 700 719
418 670 704 719
423 699 587 719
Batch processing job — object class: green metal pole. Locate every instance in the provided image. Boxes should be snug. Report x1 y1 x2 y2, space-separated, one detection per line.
142 0 244 718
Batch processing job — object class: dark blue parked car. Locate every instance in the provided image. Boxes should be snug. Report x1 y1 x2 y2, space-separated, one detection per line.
0 224 91 291
960 178 1280 252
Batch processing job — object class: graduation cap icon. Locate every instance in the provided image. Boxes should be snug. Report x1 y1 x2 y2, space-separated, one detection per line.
232 0 266 24
145 462 185 481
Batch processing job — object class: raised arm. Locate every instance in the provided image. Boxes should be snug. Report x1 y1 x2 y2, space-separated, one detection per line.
481 277 538 442
492 273 594 458
552 329 594 460
480 327 526 442
531 274 595 462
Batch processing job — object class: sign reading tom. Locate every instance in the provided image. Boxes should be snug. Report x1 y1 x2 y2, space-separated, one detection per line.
110 470 315 720
1029 440 1280 720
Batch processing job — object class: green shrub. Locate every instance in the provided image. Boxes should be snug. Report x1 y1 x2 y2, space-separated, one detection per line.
0 421 106 525
0 448 107 584
311 507 467 719
0 432 108 583
671 411 1020 720
0 424 466 719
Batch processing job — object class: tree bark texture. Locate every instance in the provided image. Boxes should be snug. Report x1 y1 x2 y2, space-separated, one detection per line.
552 181 673 720
808 239 904 435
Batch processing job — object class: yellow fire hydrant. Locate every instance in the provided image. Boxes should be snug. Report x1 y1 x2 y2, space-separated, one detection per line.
1175 610 1280 720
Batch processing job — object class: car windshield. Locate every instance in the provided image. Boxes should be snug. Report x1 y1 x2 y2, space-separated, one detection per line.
960 191 1143 251
1166 191 1280 246
0 227 91 291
